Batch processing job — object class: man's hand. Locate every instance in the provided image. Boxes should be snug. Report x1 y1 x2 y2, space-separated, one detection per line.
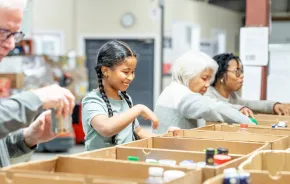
23 110 57 148
31 84 75 117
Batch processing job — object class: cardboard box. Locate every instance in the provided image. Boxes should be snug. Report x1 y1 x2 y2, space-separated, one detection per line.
196 124 290 148
255 114 290 122
121 137 270 156
0 73 24 89
164 129 289 150
203 172 290 184
3 156 202 184
205 120 281 127
73 146 247 182
239 150 290 176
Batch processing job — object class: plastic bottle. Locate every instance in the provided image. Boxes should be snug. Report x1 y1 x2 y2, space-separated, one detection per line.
223 168 239 184
278 121 288 128
145 167 164 184
239 171 251 184
163 170 185 182
238 124 249 133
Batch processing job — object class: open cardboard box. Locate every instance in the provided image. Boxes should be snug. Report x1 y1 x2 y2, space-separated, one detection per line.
196 124 290 148
121 137 270 156
73 146 247 181
203 172 290 184
238 150 290 176
3 156 201 184
255 114 290 122
0 170 140 184
205 120 288 127
164 129 289 150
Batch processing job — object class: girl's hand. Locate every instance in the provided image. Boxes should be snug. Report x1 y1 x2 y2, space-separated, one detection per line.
138 105 160 130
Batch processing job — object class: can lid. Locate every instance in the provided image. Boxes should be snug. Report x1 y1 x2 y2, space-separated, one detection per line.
214 155 232 165
206 148 215 154
127 156 139 161
217 147 228 154
240 124 248 128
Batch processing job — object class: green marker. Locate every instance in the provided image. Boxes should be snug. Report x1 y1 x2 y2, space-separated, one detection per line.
250 117 258 125
128 156 139 161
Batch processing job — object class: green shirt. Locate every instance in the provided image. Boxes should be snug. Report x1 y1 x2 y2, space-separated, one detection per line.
82 90 139 151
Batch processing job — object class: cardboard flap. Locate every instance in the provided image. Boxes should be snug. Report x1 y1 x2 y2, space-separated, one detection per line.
239 150 290 176
72 147 116 159
4 158 57 172
152 137 268 155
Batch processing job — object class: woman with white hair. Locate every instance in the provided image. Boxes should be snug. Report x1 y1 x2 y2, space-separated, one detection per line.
153 51 252 134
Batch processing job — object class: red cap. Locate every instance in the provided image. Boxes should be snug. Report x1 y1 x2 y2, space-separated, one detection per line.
240 124 248 128
214 155 232 165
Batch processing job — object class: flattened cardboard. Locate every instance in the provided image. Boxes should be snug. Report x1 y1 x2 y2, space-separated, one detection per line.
123 137 270 156
165 129 289 150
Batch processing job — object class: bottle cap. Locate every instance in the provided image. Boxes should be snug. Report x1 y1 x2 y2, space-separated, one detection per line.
240 124 248 128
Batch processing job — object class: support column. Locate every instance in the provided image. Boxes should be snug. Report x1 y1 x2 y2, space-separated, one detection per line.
245 0 270 100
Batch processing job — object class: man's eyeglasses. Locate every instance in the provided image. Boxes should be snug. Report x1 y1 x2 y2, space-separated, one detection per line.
227 68 244 77
0 29 25 43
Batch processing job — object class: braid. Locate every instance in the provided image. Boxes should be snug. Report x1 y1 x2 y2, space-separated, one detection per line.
96 67 117 144
121 91 140 141
94 40 138 145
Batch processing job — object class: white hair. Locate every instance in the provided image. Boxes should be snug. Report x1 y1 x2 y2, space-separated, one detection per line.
0 0 27 11
172 51 218 87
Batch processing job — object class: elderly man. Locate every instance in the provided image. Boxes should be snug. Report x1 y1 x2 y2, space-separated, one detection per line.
0 0 75 167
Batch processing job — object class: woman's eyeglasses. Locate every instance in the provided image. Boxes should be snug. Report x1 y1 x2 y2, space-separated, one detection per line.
227 68 244 77
0 29 25 43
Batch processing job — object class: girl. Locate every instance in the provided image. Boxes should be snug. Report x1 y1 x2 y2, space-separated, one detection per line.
153 51 253 134
82 40 159 150
205 53 289 116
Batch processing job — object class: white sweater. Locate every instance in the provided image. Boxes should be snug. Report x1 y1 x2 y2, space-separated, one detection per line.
153 82 252 134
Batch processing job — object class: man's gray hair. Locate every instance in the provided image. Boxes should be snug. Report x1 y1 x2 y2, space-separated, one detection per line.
0 0 27 11
172 51 218 87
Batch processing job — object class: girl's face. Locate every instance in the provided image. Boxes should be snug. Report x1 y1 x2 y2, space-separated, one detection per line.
102 57 137 91
188 68 213 95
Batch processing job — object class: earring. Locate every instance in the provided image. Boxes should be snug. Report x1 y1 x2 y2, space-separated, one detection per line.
220 79 223 83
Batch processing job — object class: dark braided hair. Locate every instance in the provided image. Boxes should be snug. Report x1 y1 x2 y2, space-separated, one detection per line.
94 40 139 145
212 53 241 86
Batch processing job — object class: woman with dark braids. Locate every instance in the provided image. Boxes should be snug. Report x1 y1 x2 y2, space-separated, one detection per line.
81 40 160 150
153 51 253 134
205 53 289 116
